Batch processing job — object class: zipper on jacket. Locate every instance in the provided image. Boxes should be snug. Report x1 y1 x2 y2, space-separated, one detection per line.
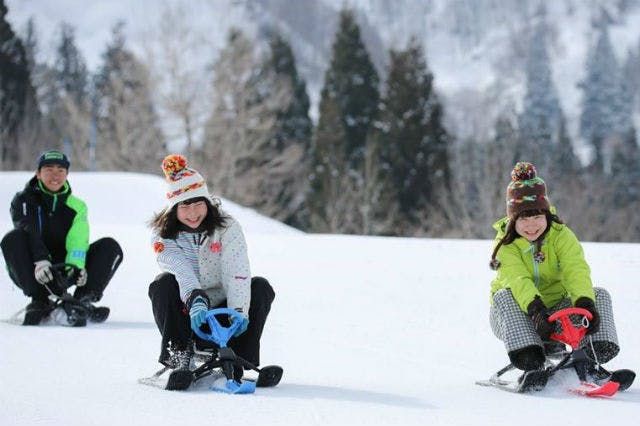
529 243 540 288
52 194 58 212
37 206 43 234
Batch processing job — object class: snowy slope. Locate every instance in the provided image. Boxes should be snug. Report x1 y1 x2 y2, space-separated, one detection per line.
0 172 639 426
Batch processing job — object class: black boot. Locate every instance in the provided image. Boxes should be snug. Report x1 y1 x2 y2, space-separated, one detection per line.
78 294 110 323
166 345 194 390
23 298 54 326
509 345 546 371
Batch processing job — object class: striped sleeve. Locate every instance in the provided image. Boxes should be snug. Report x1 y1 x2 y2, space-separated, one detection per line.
154 234 200 303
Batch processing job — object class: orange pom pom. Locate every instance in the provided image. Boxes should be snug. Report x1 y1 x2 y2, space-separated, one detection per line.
153 241 165 253
162 154 188 181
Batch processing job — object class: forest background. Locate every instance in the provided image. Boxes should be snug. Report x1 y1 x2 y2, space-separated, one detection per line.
2 0 640 241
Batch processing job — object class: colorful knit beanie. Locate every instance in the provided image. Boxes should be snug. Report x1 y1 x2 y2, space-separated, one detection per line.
37 150 70 170
161 154 210 208
506 161 550 219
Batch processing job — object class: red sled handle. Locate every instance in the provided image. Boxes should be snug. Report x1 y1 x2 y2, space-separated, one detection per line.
548 307 593 349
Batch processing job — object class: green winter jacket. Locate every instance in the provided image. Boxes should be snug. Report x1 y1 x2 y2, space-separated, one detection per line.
490 216 595 313
10 176 89 269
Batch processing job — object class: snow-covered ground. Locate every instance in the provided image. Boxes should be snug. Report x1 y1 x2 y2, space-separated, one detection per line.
0 171 639 425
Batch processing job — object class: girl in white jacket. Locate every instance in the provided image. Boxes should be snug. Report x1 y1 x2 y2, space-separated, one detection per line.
148 154 275 381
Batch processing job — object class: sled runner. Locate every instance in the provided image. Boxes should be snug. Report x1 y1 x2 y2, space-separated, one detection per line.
477 307 635 396
140 308 283 393
3 263 109 326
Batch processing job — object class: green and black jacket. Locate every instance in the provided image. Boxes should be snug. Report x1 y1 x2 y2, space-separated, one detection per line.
10 176 89 268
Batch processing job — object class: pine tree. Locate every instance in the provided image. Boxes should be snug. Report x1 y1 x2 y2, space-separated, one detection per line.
321 8 379 171
375 37 452 233
93 23 165 172
55 23 88 106
610 129 640 206
551 116 580 178
580 25 625 171
0 0 39 169
308 90 350 232
202 29 312 229
307 8 380 233
517 20 563 175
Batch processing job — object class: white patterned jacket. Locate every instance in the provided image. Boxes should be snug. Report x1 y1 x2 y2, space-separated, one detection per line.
153 213 251 318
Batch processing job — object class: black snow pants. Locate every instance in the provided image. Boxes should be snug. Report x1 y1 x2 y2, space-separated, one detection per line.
1 228 123 302
148 272 275 367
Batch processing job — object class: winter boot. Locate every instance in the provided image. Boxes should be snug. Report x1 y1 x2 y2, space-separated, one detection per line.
78 294 110 323
166 345 194 391
23 298 54 326
510 345 546 371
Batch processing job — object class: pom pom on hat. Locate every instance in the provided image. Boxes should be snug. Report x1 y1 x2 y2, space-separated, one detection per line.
161 154 210 207
511 161 537 182
162 154 192 182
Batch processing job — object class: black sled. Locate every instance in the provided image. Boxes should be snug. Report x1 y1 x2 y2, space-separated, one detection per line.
477 307 635 396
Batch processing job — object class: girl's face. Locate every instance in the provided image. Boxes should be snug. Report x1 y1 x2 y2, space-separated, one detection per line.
515 213 547 242
176 199 208 229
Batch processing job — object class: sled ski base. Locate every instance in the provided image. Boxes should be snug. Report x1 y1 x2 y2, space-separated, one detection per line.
138 363 283 392
476 368 548 393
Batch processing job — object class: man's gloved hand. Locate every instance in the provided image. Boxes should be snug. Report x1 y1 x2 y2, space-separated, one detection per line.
67 268 87 287
575 297 600 335
34 260 53 285
230 314 249 337
527 296 554 341
189 295 209 332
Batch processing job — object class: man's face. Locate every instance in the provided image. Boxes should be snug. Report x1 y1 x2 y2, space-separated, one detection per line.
37 164 68 193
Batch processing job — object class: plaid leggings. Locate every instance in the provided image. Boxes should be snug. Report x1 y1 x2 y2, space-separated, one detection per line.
490 287 619 363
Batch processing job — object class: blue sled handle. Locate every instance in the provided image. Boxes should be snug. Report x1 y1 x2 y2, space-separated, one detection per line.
191 307 244 347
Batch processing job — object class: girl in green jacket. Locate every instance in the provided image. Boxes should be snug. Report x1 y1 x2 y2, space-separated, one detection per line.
488 162 619 373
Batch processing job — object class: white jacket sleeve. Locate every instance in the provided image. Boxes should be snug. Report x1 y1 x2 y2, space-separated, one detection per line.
220 220 251 317
154 236 200 304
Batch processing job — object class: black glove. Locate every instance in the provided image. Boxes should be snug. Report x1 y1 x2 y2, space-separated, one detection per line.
575 297 600 335
527 296 554 341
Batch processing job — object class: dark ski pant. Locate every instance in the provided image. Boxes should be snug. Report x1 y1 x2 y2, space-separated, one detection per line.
148 272 275 367
1 229 123 302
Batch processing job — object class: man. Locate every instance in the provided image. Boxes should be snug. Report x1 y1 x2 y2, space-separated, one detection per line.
1 150 123 326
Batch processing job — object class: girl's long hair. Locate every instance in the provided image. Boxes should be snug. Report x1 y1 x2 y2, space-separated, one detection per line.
149 197 227 239
489 209 563 270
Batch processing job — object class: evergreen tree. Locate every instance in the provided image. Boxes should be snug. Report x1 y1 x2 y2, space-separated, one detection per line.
93 23 165 172
203 29 312 229
321 8 379 170
0 0 39 169
268 32 312 153
517 20 563 175
308 91 350 232
580 25 625 171
375 37 451 233
55 23 88 105
307 8 380 233
610 128 640 206
551 116 580 178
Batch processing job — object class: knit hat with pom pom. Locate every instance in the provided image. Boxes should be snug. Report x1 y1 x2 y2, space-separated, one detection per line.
506 161 550 219
161 154 210 208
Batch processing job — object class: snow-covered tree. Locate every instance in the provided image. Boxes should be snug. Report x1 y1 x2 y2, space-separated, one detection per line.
320 8 379 171
93 23 165 172
374 37 452 234
580 25 627 172
0 0 39 169
202 29 312 229
308 8 380 233
517 20 563 175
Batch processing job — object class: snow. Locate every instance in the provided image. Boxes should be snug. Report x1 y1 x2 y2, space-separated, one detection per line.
1 171 639 425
